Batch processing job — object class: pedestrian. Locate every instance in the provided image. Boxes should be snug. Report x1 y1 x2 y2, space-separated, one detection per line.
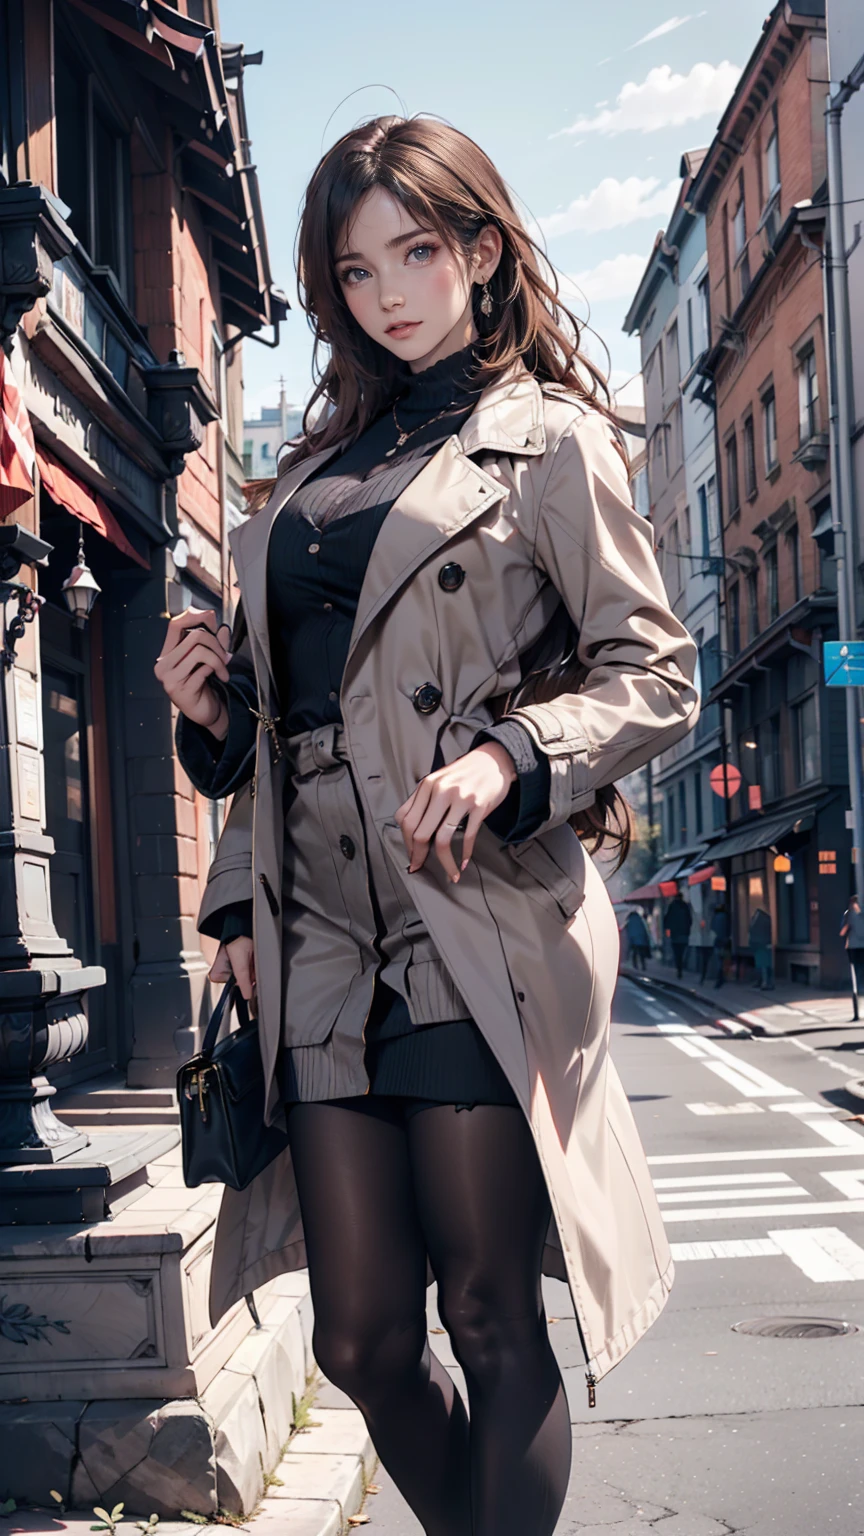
665 889 693 979
626 908 651 971
840 894 864 1021
155 115 699 1536
692 904 714 985
748 906 774 990
711 900 729 988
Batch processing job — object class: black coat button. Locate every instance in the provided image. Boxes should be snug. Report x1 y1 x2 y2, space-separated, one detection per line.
412 682 442 714
339 835 356 860
438 561 465 592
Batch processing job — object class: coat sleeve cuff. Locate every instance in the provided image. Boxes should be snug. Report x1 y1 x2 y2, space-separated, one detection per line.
472 720 552 844
202 900 255 946
175 671 258 799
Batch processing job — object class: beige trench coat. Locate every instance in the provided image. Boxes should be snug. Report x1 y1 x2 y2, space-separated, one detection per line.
198 363 700 1399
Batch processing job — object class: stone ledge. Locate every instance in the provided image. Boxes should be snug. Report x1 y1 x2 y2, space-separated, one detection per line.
0 1280 318 1520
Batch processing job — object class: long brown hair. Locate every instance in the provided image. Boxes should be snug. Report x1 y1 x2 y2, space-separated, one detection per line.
246 113 632 867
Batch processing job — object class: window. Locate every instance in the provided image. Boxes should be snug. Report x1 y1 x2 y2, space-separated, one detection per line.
658 336 666 395
763 713 782 802
765 545 779 622
687 297 695 367
669 519 680 593
798 346 819 442
698 274 710 350
793 694 818 784
763 386 778 472
211 325 224 419
765 109 780 198
743 414 756 498
706 475 717 543
747 569 759 643
787 523 802 603
683 505 692 554
733 174 750 294
242 440 253 476
729 581 741 655
694 770 703 836
666 322 680 389
698 483 710 559
678 780 687 843
666 790 675 847
725 433 740 516
54 32 133 297
261 442 271 460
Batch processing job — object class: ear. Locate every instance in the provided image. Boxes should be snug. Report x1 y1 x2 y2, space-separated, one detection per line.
474 223 503 284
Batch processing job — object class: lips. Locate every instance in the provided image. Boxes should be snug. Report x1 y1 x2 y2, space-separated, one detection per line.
385 321 421 338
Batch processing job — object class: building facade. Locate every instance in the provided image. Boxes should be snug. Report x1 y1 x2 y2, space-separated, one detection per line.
693 0 851 986
0 1 284 1167
242 379 304 477
623 157 724 956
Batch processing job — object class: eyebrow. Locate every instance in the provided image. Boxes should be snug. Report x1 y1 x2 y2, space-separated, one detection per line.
335 227 436 264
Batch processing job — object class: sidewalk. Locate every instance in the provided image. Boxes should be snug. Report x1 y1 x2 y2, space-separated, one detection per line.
620 957 860 1038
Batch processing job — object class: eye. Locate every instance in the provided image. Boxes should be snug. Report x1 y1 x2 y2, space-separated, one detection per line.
406 242 437 264
339 265 371 287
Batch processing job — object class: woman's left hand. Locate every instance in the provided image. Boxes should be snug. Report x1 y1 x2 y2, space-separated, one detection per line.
395 741 517 883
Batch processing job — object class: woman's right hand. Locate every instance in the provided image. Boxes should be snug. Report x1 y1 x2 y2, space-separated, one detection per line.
209 936 256 1004
154 608 232 739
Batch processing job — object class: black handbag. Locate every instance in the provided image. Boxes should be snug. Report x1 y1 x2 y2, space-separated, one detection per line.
177 980 290 1191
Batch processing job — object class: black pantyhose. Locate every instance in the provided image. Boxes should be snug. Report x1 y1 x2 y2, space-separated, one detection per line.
285 1099 572 1536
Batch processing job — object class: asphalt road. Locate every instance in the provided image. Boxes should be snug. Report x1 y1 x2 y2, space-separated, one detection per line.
326 977 864 1534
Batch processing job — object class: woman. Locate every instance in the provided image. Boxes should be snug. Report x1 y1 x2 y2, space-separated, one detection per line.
155 116 699 1536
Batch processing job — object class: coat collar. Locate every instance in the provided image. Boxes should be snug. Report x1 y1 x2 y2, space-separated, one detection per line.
229 361 549 700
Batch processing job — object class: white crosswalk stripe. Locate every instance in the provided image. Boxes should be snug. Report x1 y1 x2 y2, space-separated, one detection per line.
639 993 864 1281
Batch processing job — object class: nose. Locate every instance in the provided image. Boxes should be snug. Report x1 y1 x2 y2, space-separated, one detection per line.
380 288 404 313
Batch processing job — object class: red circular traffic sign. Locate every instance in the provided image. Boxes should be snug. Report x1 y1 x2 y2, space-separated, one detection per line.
710 762 742 799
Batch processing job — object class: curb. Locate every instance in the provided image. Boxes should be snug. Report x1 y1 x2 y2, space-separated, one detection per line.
620 966 756 1037
250 1378 378 1534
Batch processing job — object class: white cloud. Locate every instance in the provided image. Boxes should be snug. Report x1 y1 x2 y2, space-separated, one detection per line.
562 253 649 305
535 175 678 240
627 12 706 50
552 60 742 137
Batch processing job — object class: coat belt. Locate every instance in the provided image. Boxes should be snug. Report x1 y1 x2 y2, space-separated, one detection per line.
285 722 349 774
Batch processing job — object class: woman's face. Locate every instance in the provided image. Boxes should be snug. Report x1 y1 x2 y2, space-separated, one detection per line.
334 187 500 374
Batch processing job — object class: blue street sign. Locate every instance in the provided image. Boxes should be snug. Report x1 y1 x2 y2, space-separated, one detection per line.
824 642 864 686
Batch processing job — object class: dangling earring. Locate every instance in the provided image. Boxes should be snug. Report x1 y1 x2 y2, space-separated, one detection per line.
479 282 493 317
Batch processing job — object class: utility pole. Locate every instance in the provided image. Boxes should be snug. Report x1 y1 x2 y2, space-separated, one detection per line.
825 59 864 902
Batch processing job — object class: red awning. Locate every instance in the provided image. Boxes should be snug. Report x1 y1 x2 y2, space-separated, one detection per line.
688 864 717 886
621 882 662 903
37 447 149 569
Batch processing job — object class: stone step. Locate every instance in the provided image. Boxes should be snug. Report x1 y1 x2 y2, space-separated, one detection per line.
54 1074 177 1112
54 1106 178 1128
0 1275 319 1520
0 1126 181 1224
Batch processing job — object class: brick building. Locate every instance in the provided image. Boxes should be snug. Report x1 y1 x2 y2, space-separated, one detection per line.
692 0 852 985
0 3 307 1503
624 152 724 965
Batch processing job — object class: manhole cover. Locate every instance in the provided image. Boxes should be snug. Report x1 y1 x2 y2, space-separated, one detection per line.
732 1316 859 1339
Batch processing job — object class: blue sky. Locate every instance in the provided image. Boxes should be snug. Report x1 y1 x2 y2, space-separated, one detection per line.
218 0 771 418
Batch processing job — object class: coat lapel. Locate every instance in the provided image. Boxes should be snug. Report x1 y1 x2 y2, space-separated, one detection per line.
345 366 546 668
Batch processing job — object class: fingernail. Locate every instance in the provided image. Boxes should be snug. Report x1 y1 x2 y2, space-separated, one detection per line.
461 859 469 871
451 873 460 884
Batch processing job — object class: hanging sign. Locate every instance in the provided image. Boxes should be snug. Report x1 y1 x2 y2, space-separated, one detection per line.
711 875 727 891
824 642 864 686
710 762 742 798
773 854 791 873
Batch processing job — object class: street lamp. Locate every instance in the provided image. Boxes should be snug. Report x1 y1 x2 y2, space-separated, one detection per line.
60 529 101 628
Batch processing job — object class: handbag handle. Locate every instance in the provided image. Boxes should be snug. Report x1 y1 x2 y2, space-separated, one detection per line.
200 980 250 1060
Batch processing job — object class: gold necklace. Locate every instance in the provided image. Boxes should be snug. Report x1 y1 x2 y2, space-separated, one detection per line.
385 396 465 457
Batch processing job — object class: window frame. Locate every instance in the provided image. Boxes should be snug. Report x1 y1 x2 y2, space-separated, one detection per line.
797 344 819 443
762 384 778 474
725 431 740 517
743 412 757 498
765 544 779 623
